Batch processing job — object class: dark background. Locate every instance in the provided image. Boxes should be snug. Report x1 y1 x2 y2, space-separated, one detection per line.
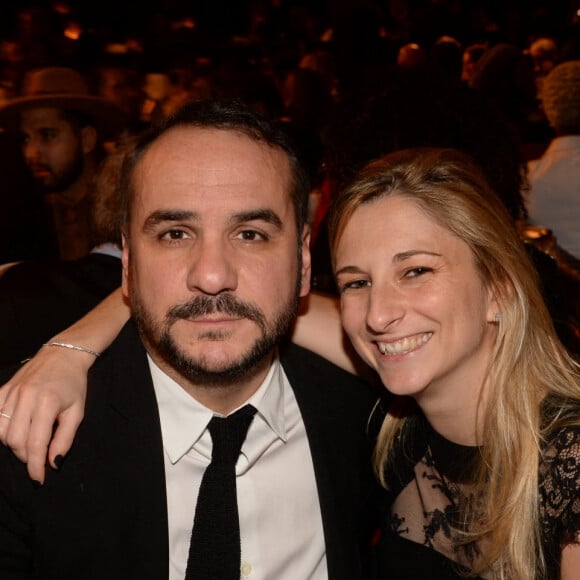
2 1 579 58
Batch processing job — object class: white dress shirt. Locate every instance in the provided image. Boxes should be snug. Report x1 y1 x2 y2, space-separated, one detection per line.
148 354 328 580
527 135 580 258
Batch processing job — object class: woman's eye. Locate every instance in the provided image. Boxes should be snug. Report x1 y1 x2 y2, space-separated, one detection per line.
340 279 370 292
403 266 433 278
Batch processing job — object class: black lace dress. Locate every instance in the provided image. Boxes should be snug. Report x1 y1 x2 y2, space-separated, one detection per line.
371 412 580 579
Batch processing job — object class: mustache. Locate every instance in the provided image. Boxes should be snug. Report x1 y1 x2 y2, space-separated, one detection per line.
166 294 266 330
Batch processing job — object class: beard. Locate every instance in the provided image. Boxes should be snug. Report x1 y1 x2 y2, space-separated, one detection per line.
131 270 302 388
31 148 85 193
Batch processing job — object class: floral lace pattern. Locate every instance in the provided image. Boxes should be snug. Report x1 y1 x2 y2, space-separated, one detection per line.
388 445 482 571
386 422 580 577
539 426 580 546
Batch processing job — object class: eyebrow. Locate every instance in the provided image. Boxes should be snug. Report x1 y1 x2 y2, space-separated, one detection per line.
334 265 365 277
393 249 442 262
143 209 198 231
229 209 283 230
142 208 284 231
335 249 442 277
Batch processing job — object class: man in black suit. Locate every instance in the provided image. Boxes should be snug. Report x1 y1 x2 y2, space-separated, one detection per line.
0 100 380 579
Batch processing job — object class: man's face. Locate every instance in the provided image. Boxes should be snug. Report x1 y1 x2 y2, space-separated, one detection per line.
123 127 311 396
20 107 84 193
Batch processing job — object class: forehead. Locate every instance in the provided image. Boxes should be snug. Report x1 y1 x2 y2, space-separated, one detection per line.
337 194 473 263
132 126 293 218
20 107 67 130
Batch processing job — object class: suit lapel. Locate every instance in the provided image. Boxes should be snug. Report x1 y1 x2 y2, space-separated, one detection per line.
84 321 170 578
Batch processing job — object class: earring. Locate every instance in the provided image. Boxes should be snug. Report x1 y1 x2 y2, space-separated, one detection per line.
493 312 501 323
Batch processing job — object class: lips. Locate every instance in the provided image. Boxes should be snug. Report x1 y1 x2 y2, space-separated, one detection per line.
188 315 242 324
30 166 51 178
377 332 432 355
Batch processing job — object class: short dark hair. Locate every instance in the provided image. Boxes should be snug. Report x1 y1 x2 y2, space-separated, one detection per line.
120 98 310 235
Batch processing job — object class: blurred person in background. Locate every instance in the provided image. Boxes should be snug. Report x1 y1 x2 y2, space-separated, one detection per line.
0 136 133 368
461 43 486 85
528 36 559 97
0 66 127 260
527 60 580 261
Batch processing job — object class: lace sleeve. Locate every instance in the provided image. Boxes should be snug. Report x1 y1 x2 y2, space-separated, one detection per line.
539 426 580 546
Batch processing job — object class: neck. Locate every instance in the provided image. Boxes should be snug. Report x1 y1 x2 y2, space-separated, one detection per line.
152 350 275 415
415 332 496 446
418 391 485 445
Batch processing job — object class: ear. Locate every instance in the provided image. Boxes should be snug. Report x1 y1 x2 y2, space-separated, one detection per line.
121 229 130 300
80 125 98 155
299 225 311 298
485 281 508 324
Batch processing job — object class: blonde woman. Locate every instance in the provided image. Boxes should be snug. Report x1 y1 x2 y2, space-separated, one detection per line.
327 147 580 579
1 147 579 578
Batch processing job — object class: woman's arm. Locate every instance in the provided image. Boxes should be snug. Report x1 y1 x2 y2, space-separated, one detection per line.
294 291 363 374
0 287 129 482
561 543 580 579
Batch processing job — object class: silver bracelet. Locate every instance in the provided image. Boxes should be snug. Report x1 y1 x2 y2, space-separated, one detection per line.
43 341 101 358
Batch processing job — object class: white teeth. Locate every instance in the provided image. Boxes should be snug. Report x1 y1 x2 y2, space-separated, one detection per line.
378 333 432 355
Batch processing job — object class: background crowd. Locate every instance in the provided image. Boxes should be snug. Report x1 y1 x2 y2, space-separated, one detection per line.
1 0 580 352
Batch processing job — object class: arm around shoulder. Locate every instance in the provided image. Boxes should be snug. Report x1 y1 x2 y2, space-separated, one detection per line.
0 287 129 483
292 291 368 376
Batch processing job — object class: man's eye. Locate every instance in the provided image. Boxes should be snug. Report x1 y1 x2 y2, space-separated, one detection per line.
236 230 266 242
160 229 189 241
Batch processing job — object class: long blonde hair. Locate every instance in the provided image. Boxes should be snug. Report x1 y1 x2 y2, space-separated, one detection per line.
328 147 580 579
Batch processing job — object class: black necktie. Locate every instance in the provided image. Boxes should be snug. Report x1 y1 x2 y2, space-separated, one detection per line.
185 404 257 580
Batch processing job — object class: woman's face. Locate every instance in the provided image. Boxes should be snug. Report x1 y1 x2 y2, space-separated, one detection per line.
334 194 497 408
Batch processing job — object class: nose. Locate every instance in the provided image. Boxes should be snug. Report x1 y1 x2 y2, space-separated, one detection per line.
365 281 405 333
186 237 238 296
22 137 40 164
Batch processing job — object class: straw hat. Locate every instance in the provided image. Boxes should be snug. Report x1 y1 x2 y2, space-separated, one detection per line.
0 67 128 139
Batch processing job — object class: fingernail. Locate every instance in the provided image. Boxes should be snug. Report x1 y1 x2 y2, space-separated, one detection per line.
32 480 42 489
54 455 64 469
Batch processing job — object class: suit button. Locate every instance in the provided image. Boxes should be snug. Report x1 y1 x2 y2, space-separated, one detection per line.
241 561 252 576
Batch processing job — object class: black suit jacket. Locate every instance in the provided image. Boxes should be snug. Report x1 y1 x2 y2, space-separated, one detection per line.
0 321 382 579
0 253 122 368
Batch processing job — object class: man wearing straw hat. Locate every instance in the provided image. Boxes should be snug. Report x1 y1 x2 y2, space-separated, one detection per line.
0 67 127 260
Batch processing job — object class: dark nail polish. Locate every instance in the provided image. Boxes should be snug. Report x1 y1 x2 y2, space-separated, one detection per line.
54 455 64 469
32 480 42 489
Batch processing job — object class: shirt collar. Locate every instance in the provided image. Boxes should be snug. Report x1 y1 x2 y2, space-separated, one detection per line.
148 353 288 464
90 242 122 258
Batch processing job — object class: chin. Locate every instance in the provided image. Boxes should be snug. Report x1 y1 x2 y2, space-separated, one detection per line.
377 373 427 398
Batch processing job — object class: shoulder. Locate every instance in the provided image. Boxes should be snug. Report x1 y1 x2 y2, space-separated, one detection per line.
85 321 151 408
542 424 580 483
279 340 381 414
280 340 375 391
89 320 148 380
540 424 580 545
542 424 580 474
0 258 121 321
